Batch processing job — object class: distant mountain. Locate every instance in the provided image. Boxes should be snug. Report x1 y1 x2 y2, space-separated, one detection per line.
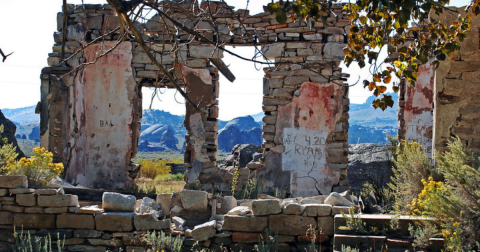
223 115 261 131
251 112 264 122
16 121 40 142
349 93 399 128
1 105 38 125
140 124 178 150
218 125 262 152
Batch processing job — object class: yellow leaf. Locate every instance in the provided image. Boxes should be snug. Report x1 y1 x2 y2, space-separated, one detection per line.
394 61 402 68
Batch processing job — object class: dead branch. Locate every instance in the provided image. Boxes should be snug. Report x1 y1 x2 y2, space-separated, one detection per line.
0 49 13 62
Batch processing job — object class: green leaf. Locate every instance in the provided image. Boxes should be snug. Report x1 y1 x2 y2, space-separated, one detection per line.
275 9 288 24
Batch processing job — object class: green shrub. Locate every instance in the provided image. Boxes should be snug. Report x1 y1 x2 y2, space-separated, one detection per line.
13 229 65 252
137 158 183 179
388 140 435 213
154 173 184 182
0 124 18 170
146 230 182 252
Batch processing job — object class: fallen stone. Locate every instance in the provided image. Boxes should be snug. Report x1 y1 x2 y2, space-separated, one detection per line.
0 175 27 188
102 192 136 212
37 195 79 207
172 216 186 229
223 215 267 232
252 199 281 216
219 196 237 214
16 194 36 206
191 220 216 241
269 215 317 236
282 203 305 215
95 213 133 232
137 197 162 218
133 214 170 231
57 214 95 229
227 206 252 216
180 190 208 211
14 213 55 229
324 192 354 207
156 193 172 215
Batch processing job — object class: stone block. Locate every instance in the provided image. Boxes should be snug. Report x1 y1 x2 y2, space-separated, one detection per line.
102 192 136 212
284 76 310 85
57 214 95 229
34 188 63 195
2 205 24 212
95 213 133 232
63 238 86 245
180 190 208 211
227 206 252 216
262 43 285 59
88 239 123 246
252 199 281 216
0 189 6 197
282 203 305 215
74 229 102 238
24 207 44 214
16 194 36 206
0 211 13 224
45 207 68 214
191 220 216 241
10 188 34 194
332 206 351 215
269 215 316 236
317 216 334 235
189 45 223 58
37 195 79 207
232 233 264 243
272 89 293 99
134 214 171 231
0 175 27 188
67 245 107 252
218 196 237 215
223 215 267 232
323 43 346 60
14 214 55 229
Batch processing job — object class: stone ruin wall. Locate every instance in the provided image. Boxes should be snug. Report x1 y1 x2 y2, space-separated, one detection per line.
40 1 350 197
398 9 480 158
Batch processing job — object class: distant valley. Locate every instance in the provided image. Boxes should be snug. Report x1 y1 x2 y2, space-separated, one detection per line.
1 93 399 156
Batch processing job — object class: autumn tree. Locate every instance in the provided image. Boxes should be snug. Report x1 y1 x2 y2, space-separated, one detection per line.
267 0 480 109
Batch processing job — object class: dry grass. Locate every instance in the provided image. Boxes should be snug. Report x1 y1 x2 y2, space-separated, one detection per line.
134 177 185 194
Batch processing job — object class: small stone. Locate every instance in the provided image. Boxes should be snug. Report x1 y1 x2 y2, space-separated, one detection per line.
16 194 36 206
172 216 186 229
252 199 281 216
102 192 136 212
191 220 216 241
324 192 354 207
0 175 27 188
57 214 95 229
227 206 252 216
218 196 237 214
282 203 305 215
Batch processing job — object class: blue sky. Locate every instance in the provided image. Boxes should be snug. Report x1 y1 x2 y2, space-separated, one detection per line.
0 0 472 120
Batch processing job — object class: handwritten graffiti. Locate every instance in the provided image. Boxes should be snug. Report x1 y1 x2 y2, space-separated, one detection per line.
281 128 328 172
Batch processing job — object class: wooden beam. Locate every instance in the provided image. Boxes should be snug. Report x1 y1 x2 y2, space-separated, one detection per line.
209 58 236 83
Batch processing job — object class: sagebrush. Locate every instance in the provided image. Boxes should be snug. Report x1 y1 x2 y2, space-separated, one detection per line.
0 124 18 170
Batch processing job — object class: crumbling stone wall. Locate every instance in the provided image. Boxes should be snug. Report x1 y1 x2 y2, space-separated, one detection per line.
398 61 435 160
41 2 350 195
434 11 480 155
